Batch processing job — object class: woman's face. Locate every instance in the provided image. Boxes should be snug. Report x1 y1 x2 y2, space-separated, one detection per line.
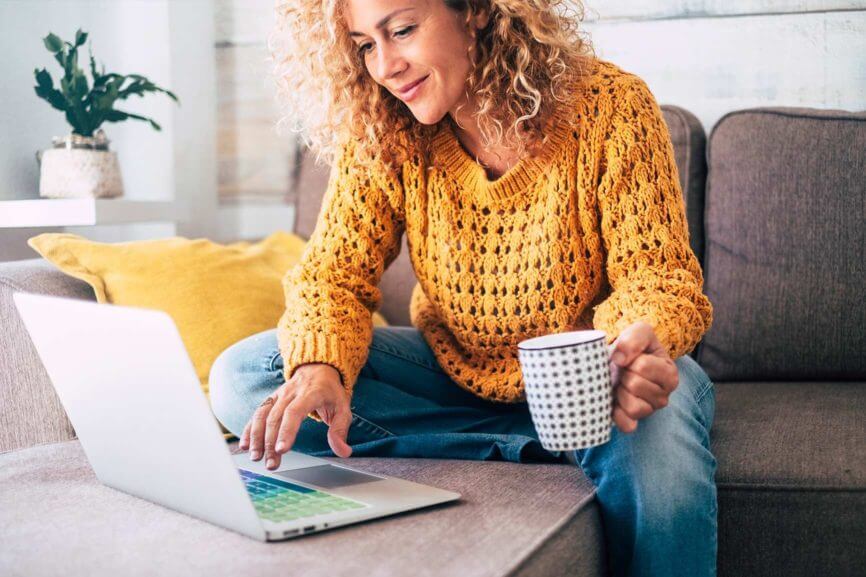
344 0 488 125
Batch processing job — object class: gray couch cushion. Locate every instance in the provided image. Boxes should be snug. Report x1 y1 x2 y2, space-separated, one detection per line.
0 259 95 453
294 105 704 327
698 107 866 382
0 440 606 577
712 381 866 577
713 382 866 490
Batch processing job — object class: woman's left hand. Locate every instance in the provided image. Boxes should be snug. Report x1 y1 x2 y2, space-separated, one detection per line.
608 321 679 434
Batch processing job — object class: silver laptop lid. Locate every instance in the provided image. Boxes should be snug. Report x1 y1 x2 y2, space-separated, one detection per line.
12 292 265 541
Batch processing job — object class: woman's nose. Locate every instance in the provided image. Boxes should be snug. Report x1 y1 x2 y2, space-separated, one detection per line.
375 45 406 83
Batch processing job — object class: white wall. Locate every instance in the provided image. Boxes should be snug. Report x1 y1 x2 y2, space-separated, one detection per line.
0 0 217 261
580 1 866 133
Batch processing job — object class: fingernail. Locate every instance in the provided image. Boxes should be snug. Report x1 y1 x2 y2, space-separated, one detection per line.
611 351 626 365
250 451 260 460
266 458 275 469
275 441 285 452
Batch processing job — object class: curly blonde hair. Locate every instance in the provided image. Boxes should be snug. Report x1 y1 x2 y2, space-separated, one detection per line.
268 0 596 169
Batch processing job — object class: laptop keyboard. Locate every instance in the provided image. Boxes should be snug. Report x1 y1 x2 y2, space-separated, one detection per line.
239 469 367 522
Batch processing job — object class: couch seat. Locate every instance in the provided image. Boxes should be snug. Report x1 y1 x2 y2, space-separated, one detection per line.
0 440 606 577
712 381 866 577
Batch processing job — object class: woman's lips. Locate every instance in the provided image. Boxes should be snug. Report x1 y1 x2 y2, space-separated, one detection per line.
399 75 428 102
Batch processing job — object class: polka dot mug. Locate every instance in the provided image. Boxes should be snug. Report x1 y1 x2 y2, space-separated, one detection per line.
517 330 617 451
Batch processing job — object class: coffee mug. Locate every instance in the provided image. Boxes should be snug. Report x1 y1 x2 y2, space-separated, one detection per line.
517 329 618 451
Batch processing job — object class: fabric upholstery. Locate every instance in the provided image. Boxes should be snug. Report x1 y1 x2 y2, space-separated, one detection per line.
712 382 866 490
718 485 866 577
712 381 866 577
0 440 605 577
698 108 866 382
0 259 90 453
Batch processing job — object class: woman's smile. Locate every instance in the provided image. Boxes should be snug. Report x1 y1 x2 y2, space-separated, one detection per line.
397 74 429 102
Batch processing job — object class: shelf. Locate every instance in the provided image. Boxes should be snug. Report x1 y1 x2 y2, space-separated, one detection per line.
0 199 178 228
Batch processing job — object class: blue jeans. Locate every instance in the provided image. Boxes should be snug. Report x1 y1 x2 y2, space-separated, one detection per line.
210 326 717 577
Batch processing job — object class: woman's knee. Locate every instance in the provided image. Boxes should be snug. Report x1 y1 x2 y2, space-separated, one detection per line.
580 416 717 527
578 356 718 500
209 329 281 437
673 354 715 431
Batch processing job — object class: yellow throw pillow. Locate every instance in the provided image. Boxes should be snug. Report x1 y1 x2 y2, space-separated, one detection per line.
26 231 390 403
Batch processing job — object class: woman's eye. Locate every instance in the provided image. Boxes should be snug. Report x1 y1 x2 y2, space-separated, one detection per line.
393 25 414 38
357 26 414 56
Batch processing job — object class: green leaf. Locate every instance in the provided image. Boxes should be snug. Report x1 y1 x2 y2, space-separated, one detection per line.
93 89 118 111
104 109 162 131
72 70 89 99
63 108 86 134
43 33 63 53
37 30 177 133
33 84 68 113
68 47 79 78
116 76 180 104
34 69 67 112
34 68 53 89
103 109 128 122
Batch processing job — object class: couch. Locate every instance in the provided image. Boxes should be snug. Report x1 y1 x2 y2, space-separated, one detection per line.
2 105 864 577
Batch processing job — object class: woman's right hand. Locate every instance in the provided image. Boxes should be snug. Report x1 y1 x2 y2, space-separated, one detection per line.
239 362 353 470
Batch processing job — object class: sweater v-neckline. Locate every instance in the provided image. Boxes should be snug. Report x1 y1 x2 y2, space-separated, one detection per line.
431 97 576 205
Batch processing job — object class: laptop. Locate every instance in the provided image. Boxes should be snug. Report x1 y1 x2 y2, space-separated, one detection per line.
12 292 461 542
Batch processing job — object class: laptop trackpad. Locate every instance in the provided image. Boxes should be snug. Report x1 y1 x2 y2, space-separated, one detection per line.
275 465 384 489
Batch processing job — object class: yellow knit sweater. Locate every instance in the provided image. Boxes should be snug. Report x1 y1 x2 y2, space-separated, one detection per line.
277 59 713 415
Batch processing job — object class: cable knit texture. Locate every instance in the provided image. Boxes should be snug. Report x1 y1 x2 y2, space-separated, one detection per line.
277 59 713 421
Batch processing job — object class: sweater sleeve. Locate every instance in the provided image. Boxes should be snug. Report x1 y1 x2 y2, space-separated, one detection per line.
592 77 713 359
277 140 406 421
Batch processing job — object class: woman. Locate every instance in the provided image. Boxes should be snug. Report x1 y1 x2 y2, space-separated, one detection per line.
210 1 718 576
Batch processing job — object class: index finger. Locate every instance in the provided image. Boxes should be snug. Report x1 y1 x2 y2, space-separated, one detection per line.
239 419 252 450
276 394 320 456
610 321 663 366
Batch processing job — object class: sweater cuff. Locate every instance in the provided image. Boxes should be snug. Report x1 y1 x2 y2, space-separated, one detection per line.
592 291 713 360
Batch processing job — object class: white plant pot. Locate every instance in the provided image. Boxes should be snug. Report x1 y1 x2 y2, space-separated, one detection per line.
37 131 124 199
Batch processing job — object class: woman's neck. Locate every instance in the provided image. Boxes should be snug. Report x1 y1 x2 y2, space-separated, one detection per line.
447 113 526 179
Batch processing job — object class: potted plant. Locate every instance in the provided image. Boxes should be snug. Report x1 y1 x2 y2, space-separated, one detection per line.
33 29 180 199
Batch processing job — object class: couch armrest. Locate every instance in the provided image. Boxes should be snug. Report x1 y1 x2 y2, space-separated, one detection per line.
0 258 95 453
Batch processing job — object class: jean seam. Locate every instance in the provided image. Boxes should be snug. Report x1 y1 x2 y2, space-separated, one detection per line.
368 342 445 375
693 379 714 433
694 379 713 404
350 411 396 437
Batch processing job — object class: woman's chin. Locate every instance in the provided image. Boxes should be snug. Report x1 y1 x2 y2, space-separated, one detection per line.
406 105 446 126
